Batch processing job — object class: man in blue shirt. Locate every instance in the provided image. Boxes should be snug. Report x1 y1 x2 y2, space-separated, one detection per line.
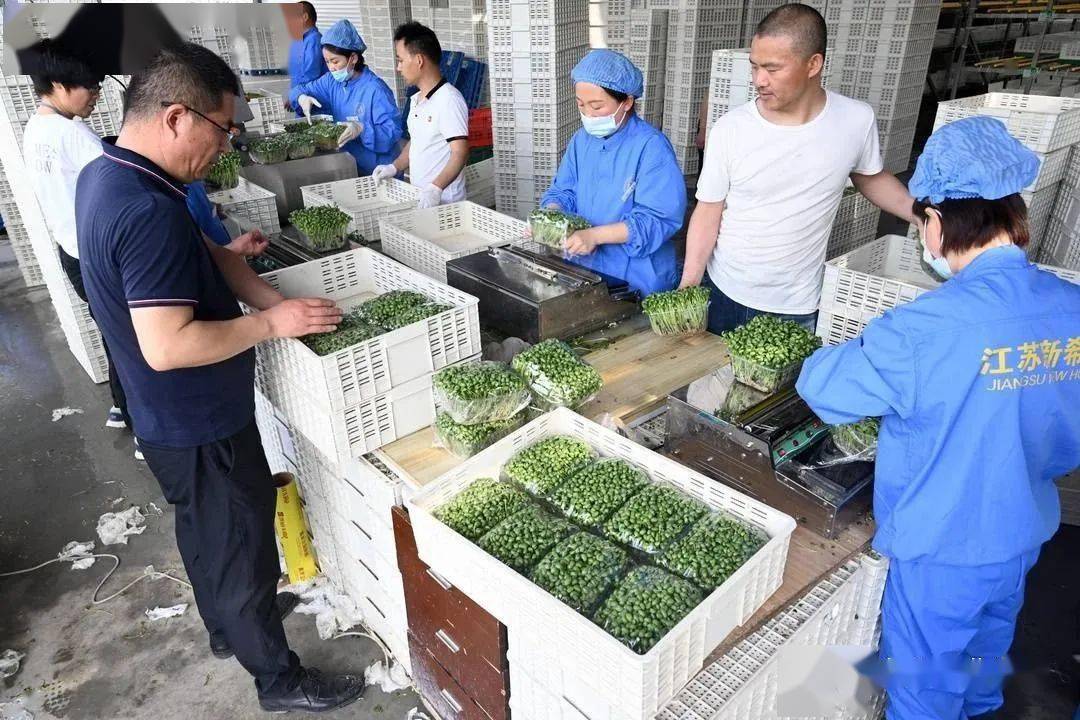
76 44 364 714
285 1 327 116
186 180 271 256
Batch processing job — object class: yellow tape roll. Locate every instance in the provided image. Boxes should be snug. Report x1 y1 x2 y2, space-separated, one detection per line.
274 472 318 584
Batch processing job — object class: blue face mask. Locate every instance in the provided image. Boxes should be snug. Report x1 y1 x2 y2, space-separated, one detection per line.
923 244 953 280
580 103 627 138
330 64 352 82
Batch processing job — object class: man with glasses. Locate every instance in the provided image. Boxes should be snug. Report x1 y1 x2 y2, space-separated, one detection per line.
76 44 365 713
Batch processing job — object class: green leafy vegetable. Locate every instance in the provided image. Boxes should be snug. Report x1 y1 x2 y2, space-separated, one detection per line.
658 513 767 590
434 361 530 424
356 290 428 326
434 411 526 459
528 208 591 250
511 339 603 409
503 435 597 496
549 459 649 527
300 310 382 355
249 135 290 165
286 131 316 160
206 151 241 189
603 484 708 554
434 478 532 541
722 315 822 393
289 205 351 251
530 532 630 614
311 122 345 151
830 417 881 459
379 302 450 330
478 505 576 574
593 566 703 653
642 287 711 336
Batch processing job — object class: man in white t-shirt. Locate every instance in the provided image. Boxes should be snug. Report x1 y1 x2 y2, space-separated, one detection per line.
370 21 469 208
21 43 139 450
681 4 916 334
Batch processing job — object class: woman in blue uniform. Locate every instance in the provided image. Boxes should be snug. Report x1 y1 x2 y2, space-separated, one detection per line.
539 49 686 296
288 19 402 175
796 116 1080 720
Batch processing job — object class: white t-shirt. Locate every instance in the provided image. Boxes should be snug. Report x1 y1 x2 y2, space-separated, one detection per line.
22 112 104 259
407 80 469 203
697 91 883 314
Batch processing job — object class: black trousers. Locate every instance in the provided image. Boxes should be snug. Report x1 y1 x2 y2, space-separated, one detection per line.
140 420 301 696
57 246 132 429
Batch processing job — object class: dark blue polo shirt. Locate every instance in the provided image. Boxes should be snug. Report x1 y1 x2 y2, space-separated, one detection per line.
76 142 255 448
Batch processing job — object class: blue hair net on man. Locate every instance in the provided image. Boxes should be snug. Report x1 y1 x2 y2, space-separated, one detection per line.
322 19 366 54
908 116 1039 204
571 49 643 98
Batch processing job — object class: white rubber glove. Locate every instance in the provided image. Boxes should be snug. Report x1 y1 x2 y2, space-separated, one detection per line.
297 95 322 122
371 164 397 183
336 120 363 148
417 184 443 209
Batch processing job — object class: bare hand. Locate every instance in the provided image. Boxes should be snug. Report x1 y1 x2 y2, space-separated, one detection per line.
564 229 598 256
263 298 342 339
226 229 270 257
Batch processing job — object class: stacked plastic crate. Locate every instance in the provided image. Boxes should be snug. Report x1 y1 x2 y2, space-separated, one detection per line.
188 25 238 73
934 93 1080 258
0 157 44 288
626 8 670 130
234 25 286 74
0 73 126 382
254 390 414 673
355 0 413 103
1041 144 1080 270
410 0 490 108
825 0 938 174
489 0 588 219
705 48 753 135
589 0 631 52
661 1 743 178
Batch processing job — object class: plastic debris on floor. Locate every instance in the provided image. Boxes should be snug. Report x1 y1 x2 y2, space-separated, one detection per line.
145 604 188 621
284 577 365 640
406 707 431 720
0 650 24 679
365 660 411 694
58 541 96 570
96 506 146 545
50 407 83 422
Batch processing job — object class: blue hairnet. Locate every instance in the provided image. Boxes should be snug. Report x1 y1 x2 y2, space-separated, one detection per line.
571 49 643 98
322 19 366 54
908 116 1039 204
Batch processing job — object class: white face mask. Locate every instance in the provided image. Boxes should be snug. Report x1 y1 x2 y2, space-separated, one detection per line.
580 102 628 138
919 213 953 280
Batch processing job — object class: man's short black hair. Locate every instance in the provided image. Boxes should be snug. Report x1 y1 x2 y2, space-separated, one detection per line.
299 1 317 25
755 3 828 60
124 43 241 121
29 39 103 96
393 21 442 66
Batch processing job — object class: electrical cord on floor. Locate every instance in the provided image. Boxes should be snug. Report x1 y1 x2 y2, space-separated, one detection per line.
332 630 391 666
0 553 192 605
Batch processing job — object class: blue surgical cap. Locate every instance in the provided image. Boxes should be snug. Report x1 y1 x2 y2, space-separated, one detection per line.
908 116 1040 204
571 49 643 98
322 19 366 54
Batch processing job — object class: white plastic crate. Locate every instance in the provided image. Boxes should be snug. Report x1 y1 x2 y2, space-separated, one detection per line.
379 201 524 282
934 93 1080 153
255 247 481 410
1041 219 1080 270
207 177 281 233
818 234 1080 345
11 237 45 288
828 191 881 260
300 177 419 243
406 407 797 720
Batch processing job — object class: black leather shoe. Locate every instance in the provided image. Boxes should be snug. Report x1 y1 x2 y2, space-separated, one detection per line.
209 631 233 659
208 592 301 660
258 668 365 714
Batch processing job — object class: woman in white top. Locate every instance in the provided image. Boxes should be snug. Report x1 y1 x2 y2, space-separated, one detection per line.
22 42 136 453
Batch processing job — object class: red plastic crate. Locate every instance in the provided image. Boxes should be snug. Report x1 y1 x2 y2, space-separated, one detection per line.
469 107 493 148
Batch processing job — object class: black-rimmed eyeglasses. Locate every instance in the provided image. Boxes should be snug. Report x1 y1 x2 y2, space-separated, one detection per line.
160 102 239 140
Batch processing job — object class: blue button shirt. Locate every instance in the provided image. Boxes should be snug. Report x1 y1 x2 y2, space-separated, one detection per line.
186 181 232 246
540 113 686 296
76 143 255 448
797 246 1080 565
288 66 403 175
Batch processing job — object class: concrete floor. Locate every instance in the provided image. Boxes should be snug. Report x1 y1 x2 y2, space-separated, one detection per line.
1 235 1077 719
0 243 420 718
